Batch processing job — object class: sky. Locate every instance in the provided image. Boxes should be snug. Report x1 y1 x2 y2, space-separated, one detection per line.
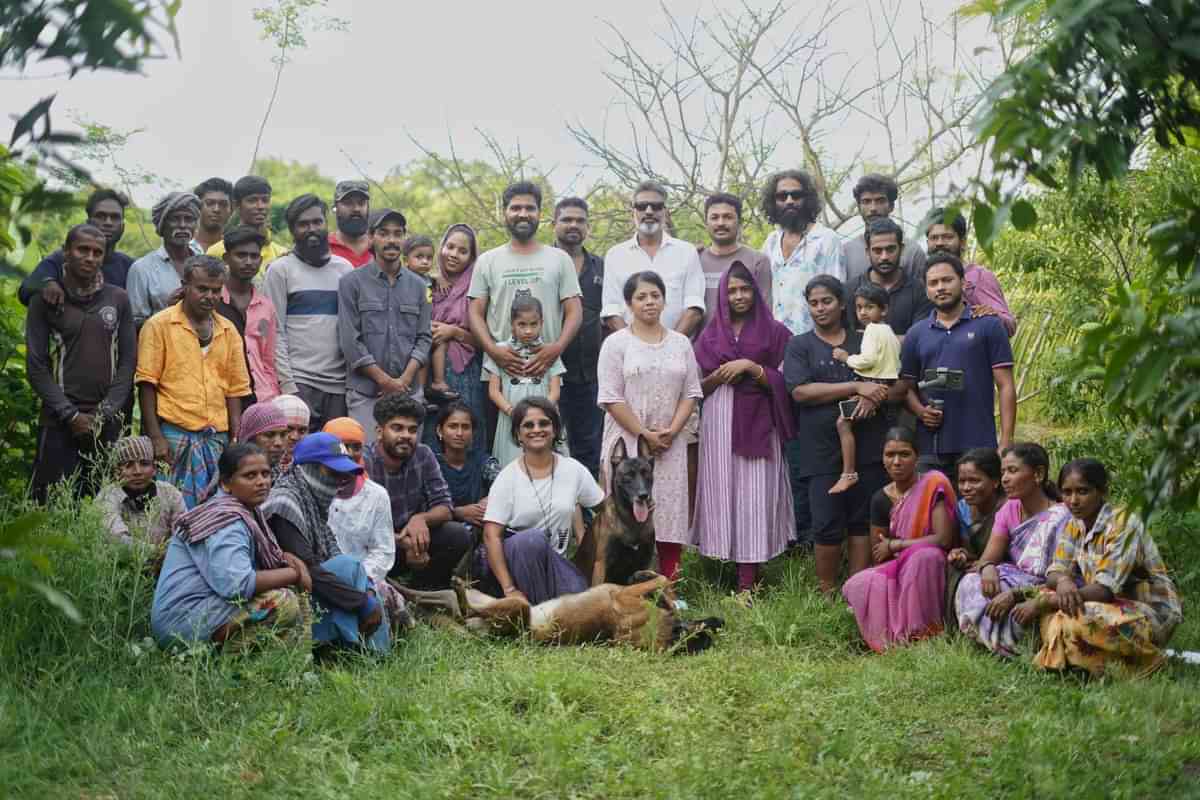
1 0 998 214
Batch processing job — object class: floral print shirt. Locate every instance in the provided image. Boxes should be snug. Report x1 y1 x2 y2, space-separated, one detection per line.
761 224 846 336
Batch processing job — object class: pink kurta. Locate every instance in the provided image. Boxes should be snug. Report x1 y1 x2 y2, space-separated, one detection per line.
597 328 702 545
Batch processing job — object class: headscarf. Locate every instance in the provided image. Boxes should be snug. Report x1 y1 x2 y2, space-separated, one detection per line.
113 435 154 465
273 394 311 428
432 223 479 373
261 463 343 561
173 492 288 569
239 401 288 442
692 262 795 459
323 417 366 495
151 192 200 236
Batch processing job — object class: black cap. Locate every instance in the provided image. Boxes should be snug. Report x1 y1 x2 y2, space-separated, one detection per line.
367 208 407 233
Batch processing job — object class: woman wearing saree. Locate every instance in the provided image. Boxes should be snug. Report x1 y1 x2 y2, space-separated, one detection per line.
954 443 1072 657
691 262 795 593
943 448 1005 628
842 427 958 651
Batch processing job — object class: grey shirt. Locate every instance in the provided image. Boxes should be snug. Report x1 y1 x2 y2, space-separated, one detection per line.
338 260 432 398
841 228 927 287
126 242 203 325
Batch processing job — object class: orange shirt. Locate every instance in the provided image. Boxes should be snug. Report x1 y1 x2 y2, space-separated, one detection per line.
135 304 251 432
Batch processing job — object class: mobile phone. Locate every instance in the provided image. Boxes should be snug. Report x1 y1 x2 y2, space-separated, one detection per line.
839 399 860 419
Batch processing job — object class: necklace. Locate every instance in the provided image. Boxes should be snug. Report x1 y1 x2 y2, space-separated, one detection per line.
522 454 563 550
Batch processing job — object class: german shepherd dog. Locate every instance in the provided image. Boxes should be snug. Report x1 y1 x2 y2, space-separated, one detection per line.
573 436 656 586
398 572 723 654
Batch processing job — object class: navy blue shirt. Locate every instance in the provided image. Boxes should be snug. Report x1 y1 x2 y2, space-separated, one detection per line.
900 306 1013 455
561 248 605 384
18 249 133 306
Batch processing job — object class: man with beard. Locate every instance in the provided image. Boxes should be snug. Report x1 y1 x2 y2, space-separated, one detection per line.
759 169 845 550
923 207 1017 336
338 207 432 442
26 224 136 503
467 181 582 389
601 180 705 336
136 256 251 508
205 175 290 264
327 179 373 268
127 191 204 327
216 226 282 405
698 192 772 333
843 218 932 338
263 194 354 431
364 393 471 590
553 197 605 476
192 177 234 253
19 189 134 306
841 173 926 286
895 252 1016 479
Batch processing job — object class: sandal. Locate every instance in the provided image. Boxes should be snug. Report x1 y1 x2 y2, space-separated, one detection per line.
828 472 859 495
424 386 461 405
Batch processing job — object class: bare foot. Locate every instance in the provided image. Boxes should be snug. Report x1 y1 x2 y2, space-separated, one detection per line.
430 380 453 395
828 472 859 494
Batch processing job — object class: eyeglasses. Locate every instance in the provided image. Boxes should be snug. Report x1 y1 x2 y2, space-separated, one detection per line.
520 419 554 430
632 201 665 212
775 190 807 202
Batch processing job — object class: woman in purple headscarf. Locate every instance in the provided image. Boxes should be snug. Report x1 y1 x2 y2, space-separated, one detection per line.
691 262 796 594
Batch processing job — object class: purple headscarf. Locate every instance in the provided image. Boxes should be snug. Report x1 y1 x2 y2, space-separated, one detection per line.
432 223 478 374
692 261 795 459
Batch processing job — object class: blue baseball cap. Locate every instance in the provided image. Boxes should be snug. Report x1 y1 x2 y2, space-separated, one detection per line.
292 432 364 474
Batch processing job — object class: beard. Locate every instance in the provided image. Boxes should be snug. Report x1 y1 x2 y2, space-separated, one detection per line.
295 232 331 266
777 205 808 232
507 218 539 242
929 243 963 258
337 214 368 237
637 220 662 237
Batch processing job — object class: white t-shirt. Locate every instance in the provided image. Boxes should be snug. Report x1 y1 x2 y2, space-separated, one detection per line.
485 455 605 554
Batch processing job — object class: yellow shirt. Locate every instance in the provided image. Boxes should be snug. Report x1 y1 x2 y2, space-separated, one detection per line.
135 304 252 432
206 238 290 265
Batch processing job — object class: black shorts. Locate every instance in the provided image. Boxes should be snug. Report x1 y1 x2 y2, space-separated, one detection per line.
808 463 888 546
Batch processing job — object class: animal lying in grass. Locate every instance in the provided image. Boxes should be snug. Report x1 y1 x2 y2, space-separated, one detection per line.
398 572 722 654
573 436 656 586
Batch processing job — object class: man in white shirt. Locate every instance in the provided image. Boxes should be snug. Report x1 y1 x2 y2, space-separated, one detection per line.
601 181 705 337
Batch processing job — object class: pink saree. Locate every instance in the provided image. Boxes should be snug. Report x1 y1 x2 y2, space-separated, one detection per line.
842 470 958 652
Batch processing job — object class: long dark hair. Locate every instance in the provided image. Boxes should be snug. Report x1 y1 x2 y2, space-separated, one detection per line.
1001 442 1060 501
219 442 267 481
1057 458 1110 494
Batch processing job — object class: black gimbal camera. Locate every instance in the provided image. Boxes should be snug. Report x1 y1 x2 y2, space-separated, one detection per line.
918 368 965 453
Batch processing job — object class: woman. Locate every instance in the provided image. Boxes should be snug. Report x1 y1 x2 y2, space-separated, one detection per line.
426 223 485 452
943 448 1005 629
151 443 309 653
691 263 795 592
473 398 604 604
842 427 958 651
597 271 702 580
954 443 1073 657
262 432 390 653
272 394 311 472
1030 459 1182 677
434 401 499 529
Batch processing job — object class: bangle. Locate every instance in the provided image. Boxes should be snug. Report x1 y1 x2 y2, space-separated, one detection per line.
502 584 517 595
755 365 765 381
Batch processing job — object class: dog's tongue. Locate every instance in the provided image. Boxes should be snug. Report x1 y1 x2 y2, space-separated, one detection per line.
633 500 650 523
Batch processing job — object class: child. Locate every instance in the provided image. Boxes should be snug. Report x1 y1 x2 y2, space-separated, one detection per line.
95 435 188 549
402 234 456 408
829 284 900 494
485 294 564 466
402 235 435 300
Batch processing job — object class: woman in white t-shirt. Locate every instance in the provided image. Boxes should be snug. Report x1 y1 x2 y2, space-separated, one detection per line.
473 397 605 604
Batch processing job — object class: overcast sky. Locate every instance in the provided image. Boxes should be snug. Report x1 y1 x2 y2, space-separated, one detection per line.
2 0 995 210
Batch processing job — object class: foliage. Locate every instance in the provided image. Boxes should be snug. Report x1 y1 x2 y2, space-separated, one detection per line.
0 287 40 498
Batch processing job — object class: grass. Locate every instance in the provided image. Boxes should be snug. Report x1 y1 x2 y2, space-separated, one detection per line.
2 493 1200 800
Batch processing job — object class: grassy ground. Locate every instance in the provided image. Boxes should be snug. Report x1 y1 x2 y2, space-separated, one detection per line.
2 495 1199 800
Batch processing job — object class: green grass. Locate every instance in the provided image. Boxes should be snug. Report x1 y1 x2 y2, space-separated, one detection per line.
2 495 1200 799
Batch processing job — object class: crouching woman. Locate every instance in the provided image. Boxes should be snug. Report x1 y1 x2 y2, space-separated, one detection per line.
151 443 310 653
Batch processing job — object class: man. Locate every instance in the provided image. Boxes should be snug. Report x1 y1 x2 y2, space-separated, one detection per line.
601 180 705 336
339 207 432 441
25 223 135 502
205 175 290 263
760 169 845 549
553 196 604 476
365 393 472 590
783 275 892 594
126 191 203 326
923 207 1017 336
192 177 234 253
467 181 582 393
844 217 932 338
18 188 134 306
699 192 772 332
328 179 373 268
841 173 927 286
262 193 354 431
896 252 1017 479
216 225 282 405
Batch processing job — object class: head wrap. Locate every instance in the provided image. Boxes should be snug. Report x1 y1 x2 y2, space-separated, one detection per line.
240 401 288 443
262 463 343 561
151 191 200 236
432 223 479 373
322 417 364 444
113 435 154 466
233 175 272 203
273 394 311 428
285 193 326 229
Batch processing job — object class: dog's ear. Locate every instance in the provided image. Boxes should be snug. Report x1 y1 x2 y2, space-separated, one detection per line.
636 434 653 463
610 437 629 467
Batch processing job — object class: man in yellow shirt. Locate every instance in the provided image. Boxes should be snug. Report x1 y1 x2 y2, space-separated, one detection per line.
136 255 252 508
205 175 290 265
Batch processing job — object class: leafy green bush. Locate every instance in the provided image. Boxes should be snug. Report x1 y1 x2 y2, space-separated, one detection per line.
0 284 39 497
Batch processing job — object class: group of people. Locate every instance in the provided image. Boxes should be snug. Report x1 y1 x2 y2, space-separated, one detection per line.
19 169 1182 675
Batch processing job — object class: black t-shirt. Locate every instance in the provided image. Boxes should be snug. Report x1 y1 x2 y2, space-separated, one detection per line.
783 329 889 478
870 488 894 530
845 268 933 337
561 249 604 384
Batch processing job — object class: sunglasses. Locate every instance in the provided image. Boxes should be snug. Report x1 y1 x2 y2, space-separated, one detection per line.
520 419 554 430
775 190 807 202
632 201 665 212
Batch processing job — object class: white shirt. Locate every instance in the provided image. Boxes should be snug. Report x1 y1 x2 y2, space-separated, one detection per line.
485 455 605 554
761 224 845 335
328 478 395 583
602 234 706 330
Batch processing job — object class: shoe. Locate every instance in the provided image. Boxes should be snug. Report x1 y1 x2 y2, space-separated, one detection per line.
425 386 461 405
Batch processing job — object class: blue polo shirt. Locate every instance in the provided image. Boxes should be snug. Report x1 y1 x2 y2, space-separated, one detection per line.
900 306 1013 455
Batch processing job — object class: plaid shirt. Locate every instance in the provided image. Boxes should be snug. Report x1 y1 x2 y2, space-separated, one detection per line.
364 442 451 530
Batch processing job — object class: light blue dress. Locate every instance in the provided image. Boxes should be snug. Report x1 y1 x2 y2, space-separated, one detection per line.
484 338 566 467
